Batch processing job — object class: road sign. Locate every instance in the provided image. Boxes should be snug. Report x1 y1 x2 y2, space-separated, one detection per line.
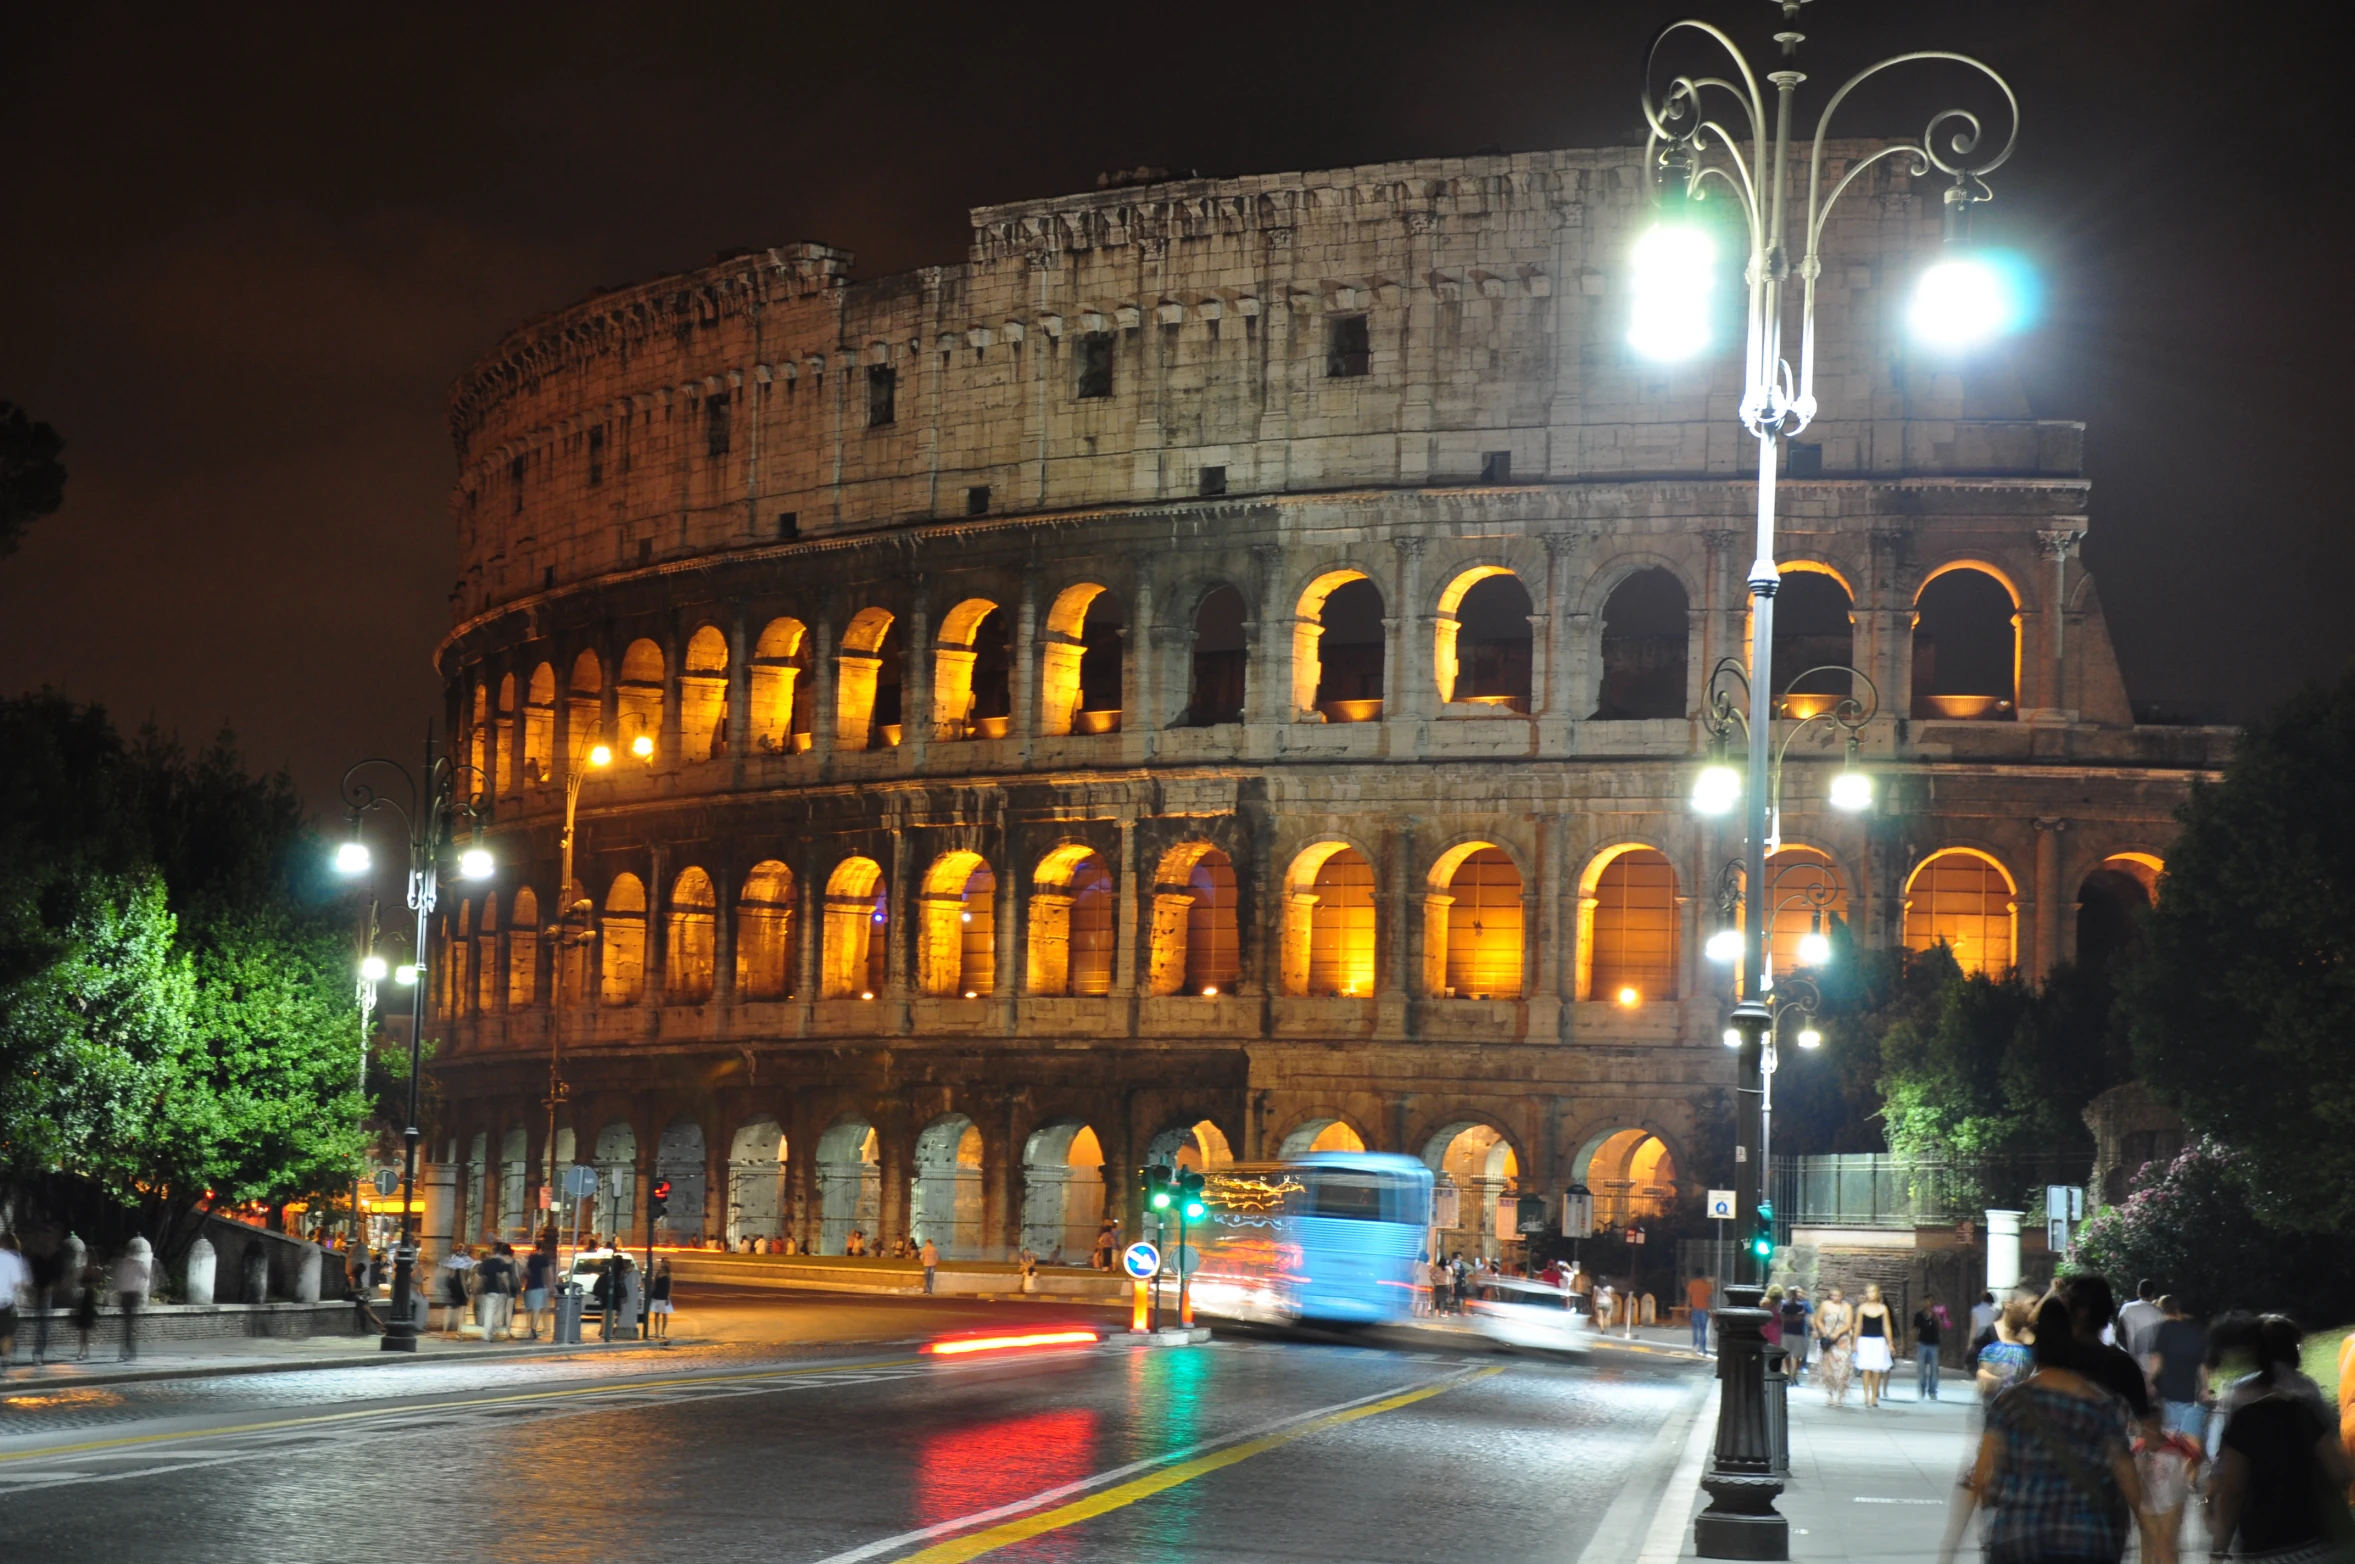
1562 1185 1593 1239
562 1164 600 1199
372 1168 401 1197
1515 1194 1549 1235
1163 1243 1200 1277
610 1165 629 1196
1121 1241 1160 1280
1706 1188 1737 1221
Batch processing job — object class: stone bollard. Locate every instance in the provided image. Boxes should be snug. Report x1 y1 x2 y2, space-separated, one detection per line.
295 1246 322 1302
1764 1345 1791 1478
185 1235 217 1304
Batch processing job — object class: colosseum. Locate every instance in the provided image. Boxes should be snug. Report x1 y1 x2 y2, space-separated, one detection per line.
426 143 2227 1267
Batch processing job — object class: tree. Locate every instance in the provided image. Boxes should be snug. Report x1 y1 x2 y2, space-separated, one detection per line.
2120 669 2355 1234
0 401 67 556
1879 958 2120 1163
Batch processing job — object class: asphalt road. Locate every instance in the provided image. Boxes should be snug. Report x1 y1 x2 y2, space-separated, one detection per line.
0 1286 1708 1563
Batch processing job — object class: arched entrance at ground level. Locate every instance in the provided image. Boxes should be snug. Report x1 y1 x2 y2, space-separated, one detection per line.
1144 1121 1236 1174
1278 1119 1366 1158
498 1125 528 1238
591 1122 637 1242
816 1120 881 1255
1574 1129 1679 1231
726 1118 788 1246
1422 1124 1522 1262
912 1114 985 1259
1022 1122 1105 1265
654 1121 707 1244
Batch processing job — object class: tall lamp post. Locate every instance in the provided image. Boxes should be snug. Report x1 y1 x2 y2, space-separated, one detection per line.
1632 4 2022 1555
336 726 493 1352
351 901 385 1251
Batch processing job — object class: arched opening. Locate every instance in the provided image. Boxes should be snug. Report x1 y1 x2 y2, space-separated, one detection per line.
735 861 795 1001
1278 1118 1367 1157
666 868 717 1003
1904 849 2017 975
1297 573 1386 722
933 598 1013 741
1432 845 1524 999
1424 1124 1522 1261
449 901 472 1018
507 887 539 1009
1578 846 1679 1002
680 625 730 763
475 891 501 1016
1145 843 1239 997
600 874 647 1005
750 617 812 754
469 681 490 792
1579 1128 1680 1229
591 1121 637 1240
1184 585 1249 726
821 857 887 1000
568 650 603 756
618 638 664 750
1762 845 1850 978
495 673 517 793
918 851 996 998
1282 843 1376 997
912 1114 985 1259
1440 570 1534 711
2078 854 2161 978
498 1124 528 1238
524 662 556 781
836 607 901 751
1029 846 1115 997
1912 566 2018 720
1021 1122 1106 1263
815 1119 881 1254
725 1117 788 1247
1041 584 1124 736
653 1119 707 1243
1773 568 1856 717
1145 1120 1236 1174
1593 569 1689 720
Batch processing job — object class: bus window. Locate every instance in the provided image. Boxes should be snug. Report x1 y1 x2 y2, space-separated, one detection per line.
1300 1178 1386 1221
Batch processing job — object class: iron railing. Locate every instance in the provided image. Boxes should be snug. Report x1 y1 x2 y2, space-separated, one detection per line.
1770 1153 2086 1239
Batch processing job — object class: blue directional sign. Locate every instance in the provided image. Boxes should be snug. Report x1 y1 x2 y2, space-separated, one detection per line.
1121 1241 1160 1280
561 1165 601 1200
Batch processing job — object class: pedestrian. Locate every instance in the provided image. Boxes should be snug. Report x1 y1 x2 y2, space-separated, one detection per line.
2116 1277 2163 1356
919 1238 939 1295
1687 1271 1715 1354
1019 1248 1039 1296
1938 1294 2151 1564
646 1257 673 1338
435 1242 477 1333
2207 1314 2355 1564
1912 1289 1947 1401
1853 1282 1896 1409
593 1251 619 1340
1780 1286 1812 1386
1977 1292 2038 1402
2133 1300 2209 1564
1763 1285 1786 1358
1451 1253 1470 1317
1816 1287 1854 1406
114 1237 152 1362
1092 1220 1117 1272
25 1226 63 1366
2140 1295 2208 1446
1968 1290 1999 1371
348 1250 385 1334
0 1233 26 1374
2051 1274 2153 1426
523 1238 556 1340
72 1250 102 1359
475 1242 518 1341
1592 1278 1614 1331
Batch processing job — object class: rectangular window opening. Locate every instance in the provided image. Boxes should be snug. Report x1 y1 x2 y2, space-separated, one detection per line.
1075 332 1115 400
587 426 606 487
867 364 897 428
706 391 732 459
1325 314 1371 378
1479 451 1512 484
777 511 799 541
637 537 653 567
1787 441 1823 478
965 485 991 517
509 454 526 513
1199 466 1227 498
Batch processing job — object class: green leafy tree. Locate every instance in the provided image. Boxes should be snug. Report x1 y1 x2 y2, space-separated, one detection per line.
2121 670 2355 1234
1879 959 2119 1162
0 401 67 556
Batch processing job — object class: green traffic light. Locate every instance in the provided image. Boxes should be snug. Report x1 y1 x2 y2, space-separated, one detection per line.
1151 1191 1172 1210
1183 1200 1205 1220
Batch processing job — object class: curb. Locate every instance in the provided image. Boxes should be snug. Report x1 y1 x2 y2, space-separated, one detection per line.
0 1336 689 1393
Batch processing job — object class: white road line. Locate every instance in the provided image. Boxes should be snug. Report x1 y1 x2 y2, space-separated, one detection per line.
1636 1382 1723 1564
1569 1379 1716 1564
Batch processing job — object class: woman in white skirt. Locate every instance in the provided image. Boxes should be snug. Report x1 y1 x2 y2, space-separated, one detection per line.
646 1257 675 1339
1851 1282 1896 1408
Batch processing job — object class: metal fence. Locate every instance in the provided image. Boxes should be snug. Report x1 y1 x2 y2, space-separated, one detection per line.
1770 1153 2086 1239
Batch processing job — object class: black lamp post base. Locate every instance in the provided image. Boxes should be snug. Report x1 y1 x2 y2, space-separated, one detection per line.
1694 1494 1789 1562
379 1330 419 1353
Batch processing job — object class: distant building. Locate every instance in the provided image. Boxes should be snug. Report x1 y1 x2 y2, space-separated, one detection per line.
2083 1082 2187 1209
425 146 2227 1262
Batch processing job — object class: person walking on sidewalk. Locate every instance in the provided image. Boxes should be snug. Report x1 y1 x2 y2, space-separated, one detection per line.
1687 1272 1714 1353
1940 1295 2151 1564
25 1226 63 1366
114 1238 151 1362
71 1250 103 1359
0 1233 26 1375
1978 1293 2038 1402
348 1250 385 1335
523 1238 556 1340
474 1243 518 1341
1970 1290 2000 1372
2116 1278 2163 1356
645 1258 673 1338
2207 1314 2354 1564
919 1238 939 1295
1853 1283 1896 1409
1913 1290 1947 1401
1780 1286 1812 1386
1817 1287 1855 1406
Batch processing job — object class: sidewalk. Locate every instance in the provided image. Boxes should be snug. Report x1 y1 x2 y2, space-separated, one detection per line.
0 1330 678 1393
1769 1375 1978 1562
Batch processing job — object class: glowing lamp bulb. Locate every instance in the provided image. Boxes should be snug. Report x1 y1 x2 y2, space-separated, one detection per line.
963 990 978 1000
1705 929 1743 964
1798 930 1832 967
1723 1027 1744 1049
394 964 420 987
859 990 875 1001
360 954 389 982
459 846 494 881
960 911 972 924
334 840 372 875
1797 1025 1824 1049
1627 221 1716 361
1910 256 2009 349
1692 763 1742 816
1616 986 1641 1008
1201 986 1218 998
630 734 655 760
588 743 614 768
1829 768 1873 813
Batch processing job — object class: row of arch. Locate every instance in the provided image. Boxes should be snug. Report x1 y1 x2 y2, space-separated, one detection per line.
459 560 2031 784
436 841 2162 1017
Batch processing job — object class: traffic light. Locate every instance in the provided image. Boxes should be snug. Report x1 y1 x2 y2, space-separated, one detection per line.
1178 1170 1206 1222
1749 1201 1775 1263
1144 1163 1175 1214
649 1179 672 1222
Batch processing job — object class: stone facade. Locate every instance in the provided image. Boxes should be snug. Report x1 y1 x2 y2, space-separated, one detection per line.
426 145 2228 1263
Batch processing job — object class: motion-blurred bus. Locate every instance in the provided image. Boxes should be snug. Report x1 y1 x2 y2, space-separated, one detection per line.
1185 1152 1433 1325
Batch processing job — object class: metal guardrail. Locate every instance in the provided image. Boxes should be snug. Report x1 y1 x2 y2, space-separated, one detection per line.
1770 1153 2086 1237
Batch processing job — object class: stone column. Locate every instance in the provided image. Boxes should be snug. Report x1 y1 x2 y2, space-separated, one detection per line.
712 861 738 1005
2033 818 2068 982
1014 570 1041 763
727 603 752 782
1128 575 1154 761
1113 816 1139 996
902 576 932 769
1249 543 1287 732
1390 537 1429 738
886 825 914 1013
644 845 670 1009
811 597 840 773
2033 528 2084 721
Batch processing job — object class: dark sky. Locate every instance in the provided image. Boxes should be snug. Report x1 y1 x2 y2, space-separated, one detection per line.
1 1 2342 814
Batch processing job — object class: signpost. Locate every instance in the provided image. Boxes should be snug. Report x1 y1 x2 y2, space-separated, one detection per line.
1123 1241 1160 1333
373 1167 402 1197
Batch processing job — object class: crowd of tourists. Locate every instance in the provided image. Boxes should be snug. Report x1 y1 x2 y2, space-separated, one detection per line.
0 1228 157 1369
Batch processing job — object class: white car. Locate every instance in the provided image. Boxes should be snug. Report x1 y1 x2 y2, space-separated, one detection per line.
1464 1277 1590 1353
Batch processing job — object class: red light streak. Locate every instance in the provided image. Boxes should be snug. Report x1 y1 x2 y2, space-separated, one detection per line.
922 1329 1100 1357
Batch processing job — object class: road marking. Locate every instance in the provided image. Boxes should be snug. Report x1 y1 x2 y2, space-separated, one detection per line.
1634 1380 1722 1564
1567 1378 1716 1564
812 1367 1500 1564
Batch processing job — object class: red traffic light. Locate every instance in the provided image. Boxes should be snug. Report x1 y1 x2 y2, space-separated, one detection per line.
651 1180 672 1201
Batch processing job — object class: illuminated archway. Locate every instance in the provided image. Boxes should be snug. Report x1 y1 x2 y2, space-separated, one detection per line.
2078 852 2162 976
1913 564 2020 721
507 886 539 1009
680 625 729 762
1145 841 1239 997
1184 585 1249 726
1278 1117 1367 1157
1772 566 1856 717
1029 845 1114 996
567 650 602 761
1576 1128 1680 1229
665 867 717 1003
1436 568 1533 710
1577 845 1679 1002
1593 569 1689 719
1423 1123 1523 1260
725 1117 788 1246
1426 842 1524 998
815 1118 881 1254
836 607 900 750
600 873 646 1005
821 857 887 999
1904 849 2018 975
912 1113 985 1259
1145 1120 1236 1173
617 638 664 748
1040 584 1123 736
735 861 795 1000
524 662 555 780
1281 842 1376 997
918 850 996 997
1021 1121 1106 1263
1293 570 1385 721
749 617 810 753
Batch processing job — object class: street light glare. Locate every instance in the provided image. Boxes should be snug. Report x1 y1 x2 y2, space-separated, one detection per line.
394 963 420 986
631 733 655 760
1616 986 1641 1008
1797 1025 1824 1049
360 954 389 982
334 840 372 875
1829 767 1874 812
588 742 614 768
1693 763 1742 816
459 846 495 881
1798 930 1832 967
1705 929 1743 964
1722 1027 1744 1049
1627 221 1715 361
1910 252 2034 350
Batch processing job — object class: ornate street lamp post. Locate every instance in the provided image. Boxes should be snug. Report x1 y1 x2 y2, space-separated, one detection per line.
335 726 492 1352
1634 3 2021 1554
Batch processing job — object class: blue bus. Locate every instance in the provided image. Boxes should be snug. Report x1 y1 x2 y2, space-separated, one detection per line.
1187 1152 1433 1325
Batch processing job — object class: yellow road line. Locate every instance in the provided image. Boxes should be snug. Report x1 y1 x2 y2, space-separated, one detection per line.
892 1366 1503 1563
0 1355 922 1465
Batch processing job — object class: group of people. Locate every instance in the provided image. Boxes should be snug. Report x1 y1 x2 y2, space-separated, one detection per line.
348 1232 675 1342
0 1229 156 1369
1938 1274 2351 1564
1754 1281 1947 1409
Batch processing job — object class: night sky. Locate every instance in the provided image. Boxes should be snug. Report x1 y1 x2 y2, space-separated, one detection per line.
1 2 2340 814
